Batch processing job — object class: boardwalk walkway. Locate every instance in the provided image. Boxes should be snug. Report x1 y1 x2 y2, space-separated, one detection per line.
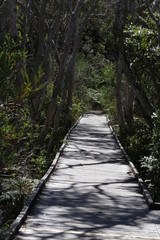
15 114 160 240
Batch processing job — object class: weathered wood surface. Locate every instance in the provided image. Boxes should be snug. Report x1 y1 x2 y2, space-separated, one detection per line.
15 114 160 240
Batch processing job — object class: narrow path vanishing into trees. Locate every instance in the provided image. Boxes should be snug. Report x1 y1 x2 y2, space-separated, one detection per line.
15 113 160 240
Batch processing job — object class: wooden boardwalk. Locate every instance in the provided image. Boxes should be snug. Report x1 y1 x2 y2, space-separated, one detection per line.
15 114 160 240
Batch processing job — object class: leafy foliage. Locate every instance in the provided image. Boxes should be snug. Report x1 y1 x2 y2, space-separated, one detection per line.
75 53 116 119
124 23 160 75
119 119 151 164
138 111 160 201
140 155 160 202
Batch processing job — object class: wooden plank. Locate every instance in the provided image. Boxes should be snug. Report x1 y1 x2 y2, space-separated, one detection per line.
13 114 160 240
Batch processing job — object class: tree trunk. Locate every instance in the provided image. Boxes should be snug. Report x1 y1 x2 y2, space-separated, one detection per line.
30 0 48 118
40 0 84 141
64 51 77 109
66 0 99 109
7 0 18 38
122 58 154 117
0 1 7 43
152 0 160 11
67 61 76 109
146 0 160 43
124 76 134 126
150 73 160 108
31 0 47 85
21 0 34 48
116 53 125 128
31 3 63 120
0 0 18 42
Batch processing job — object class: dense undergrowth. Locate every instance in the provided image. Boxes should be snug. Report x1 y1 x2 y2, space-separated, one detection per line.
118 112 160 202
0 99 78 238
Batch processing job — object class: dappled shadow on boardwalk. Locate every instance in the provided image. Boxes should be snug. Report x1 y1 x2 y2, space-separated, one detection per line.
16 114 160 240
17 180 158 240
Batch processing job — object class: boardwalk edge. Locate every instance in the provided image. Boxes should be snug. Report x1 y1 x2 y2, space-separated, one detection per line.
107 118 160 211
7 115 83 240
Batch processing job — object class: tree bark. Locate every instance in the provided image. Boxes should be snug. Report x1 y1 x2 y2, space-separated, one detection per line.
7 0 18 38
150 72 160 108
40 0 84 140
122 58 154 117
66 0 99 109
21 0 34 49
124 76 134 126
31 0 47 85
67 55 76 109
0 1 7 43
0 0 18 42
31 2 64 119
116 53 125 128
30 0 50 119
146 0 160 43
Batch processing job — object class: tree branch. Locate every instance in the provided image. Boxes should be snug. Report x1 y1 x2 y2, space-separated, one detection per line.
146 0 160 42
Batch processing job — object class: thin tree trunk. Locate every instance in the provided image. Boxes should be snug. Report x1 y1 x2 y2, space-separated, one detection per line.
52 0 99 140
116 53 125 128
67 57 76 109
0 1 7 43
146 0 160 43
65 0 99 109
124 76 134 126
122 58 154 117
30 0 48 118
31 0 47 85
40 0 84 140
21 0 34 48
31 3 64 120
0 0 18 42
150 73 160 108
7 0 18 38
62 50 77 109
